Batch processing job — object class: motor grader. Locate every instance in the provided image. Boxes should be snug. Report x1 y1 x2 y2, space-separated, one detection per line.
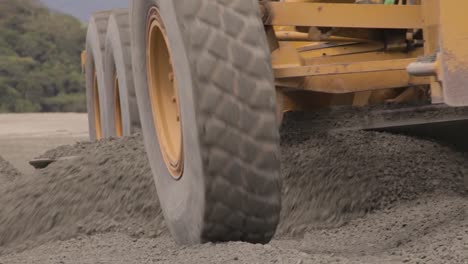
81 0 468 245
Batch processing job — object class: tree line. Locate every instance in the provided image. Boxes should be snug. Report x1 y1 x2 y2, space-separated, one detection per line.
0 0 86 112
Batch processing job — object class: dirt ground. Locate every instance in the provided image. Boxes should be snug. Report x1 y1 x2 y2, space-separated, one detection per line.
0 113 467 264
0 114 88 174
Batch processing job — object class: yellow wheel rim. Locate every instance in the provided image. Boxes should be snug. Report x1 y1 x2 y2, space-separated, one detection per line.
93 69 102 140
114 73 123 137
146 7 184 179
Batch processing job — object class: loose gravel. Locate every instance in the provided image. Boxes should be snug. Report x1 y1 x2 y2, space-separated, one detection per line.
0 111 466 263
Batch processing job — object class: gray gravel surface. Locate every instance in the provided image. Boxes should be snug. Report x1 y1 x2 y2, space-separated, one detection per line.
279 129 466 236
0 112 467 263
0 196 466 264
0 136 165 255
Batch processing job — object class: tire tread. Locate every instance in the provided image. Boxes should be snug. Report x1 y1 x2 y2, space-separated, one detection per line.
173 0 281 243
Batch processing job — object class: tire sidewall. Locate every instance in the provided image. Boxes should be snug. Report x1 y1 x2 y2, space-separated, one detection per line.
131 0 205 244
104 13 133 137
86 19 110 140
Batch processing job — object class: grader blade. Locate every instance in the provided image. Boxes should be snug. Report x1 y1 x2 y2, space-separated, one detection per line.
284 105 468 150
341 105 468 150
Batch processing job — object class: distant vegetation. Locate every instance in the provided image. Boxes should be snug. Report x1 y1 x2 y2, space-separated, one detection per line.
0 0 86 112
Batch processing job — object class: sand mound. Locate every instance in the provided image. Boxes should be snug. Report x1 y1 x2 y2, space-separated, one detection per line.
0 156 22 183
0 117 466 252
0 135 165 253
37 141 95 160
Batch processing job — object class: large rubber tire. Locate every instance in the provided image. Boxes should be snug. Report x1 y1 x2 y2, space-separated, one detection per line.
131 0 281 244
103 9 141 137
85 11 112 140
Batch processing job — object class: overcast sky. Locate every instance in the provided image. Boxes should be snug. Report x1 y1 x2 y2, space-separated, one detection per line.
40 0 129 21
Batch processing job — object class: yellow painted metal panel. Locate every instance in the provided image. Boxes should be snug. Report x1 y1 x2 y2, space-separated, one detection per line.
421 0 443 103
265 2 424 29
438 0 468 106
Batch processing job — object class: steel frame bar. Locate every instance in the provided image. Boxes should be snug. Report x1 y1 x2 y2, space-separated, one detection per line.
274 58 416 78
276 71 430 94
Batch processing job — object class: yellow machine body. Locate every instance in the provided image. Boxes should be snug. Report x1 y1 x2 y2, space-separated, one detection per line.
261 0 468 112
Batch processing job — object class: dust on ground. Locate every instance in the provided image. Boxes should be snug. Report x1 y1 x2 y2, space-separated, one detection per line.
0 112 466 263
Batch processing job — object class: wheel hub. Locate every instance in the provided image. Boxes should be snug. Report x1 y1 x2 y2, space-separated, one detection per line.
146 7 184 179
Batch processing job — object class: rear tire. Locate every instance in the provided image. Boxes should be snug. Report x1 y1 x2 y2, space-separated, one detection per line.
103 9 141 137
85 11 112 140
131 0 281 244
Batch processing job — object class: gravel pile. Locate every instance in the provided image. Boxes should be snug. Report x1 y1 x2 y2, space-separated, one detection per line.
0 112 466 254
0 135 165 254
278 129 466 237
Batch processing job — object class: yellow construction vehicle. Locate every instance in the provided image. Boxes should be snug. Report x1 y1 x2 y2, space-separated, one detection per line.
82 0 468 245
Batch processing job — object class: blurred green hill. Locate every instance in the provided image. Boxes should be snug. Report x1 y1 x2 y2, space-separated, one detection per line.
0 0 86 112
